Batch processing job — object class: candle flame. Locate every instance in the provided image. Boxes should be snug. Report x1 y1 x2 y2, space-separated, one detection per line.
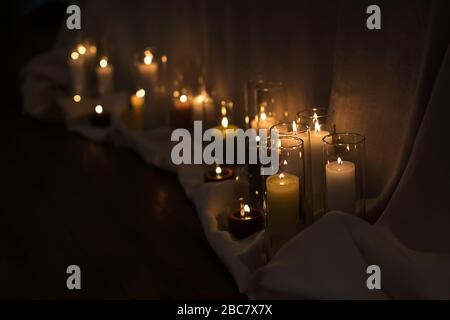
136 89 146 98
89 45 97 54
283 160 288 165
260 112 267 121
337 157 343 165
245 115 250 125
77 44 86 55
179 94 188 103
144 51 153 65
173 90 180 98
95 105 103 114
221 117 229 129
221 106 227 116
314 120 321 133
313 112 318 123
70 51 80 60
279 173 285 185
73 95 81 103
284 111 289 118
99 57 108 68
292 121 297 133
215 166 222 175
161 55 168 63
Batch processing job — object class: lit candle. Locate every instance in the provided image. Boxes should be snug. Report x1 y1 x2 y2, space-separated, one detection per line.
130 89 146 130
266 172 300 253
228 201 264 239
310 119 329 202
68 51 85 94
90 104 111 127
137 49 158 91
170 91 193 129
250 111 277 130
96 56 114 96
192 90 215 128
325 157 356 214
204 164 234 182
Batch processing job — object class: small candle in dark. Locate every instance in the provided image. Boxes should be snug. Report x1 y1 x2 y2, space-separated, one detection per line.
204 165 234 182
228 201 264 239
90 104 111 127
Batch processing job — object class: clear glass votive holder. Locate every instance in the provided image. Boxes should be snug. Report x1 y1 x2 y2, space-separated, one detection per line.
296 107 334 218
250 81 287 131
264 136 305 258
322 133 366 217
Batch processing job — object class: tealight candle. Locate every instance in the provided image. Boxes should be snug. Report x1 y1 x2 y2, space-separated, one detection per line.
266 172 300 253
90 104 111 127
68 51 86 94
204 165 234 182
325 157 356 214
96 57 114 96
228 201 264 239
137 49 158 91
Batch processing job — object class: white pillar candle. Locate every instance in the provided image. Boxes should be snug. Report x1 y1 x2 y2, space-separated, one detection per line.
325 157 356 214
137 50 159 91
68 51 86 95
192 90 215 128
96 57 114 96
310 121 329 205
130 89 146 130
266 172 300 253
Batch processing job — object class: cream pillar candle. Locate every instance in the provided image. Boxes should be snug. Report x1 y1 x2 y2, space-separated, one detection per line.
137 50 158 91
68 51 86 94
130 89 146 130
96 57 114 96
266 172 300 253
325 157 356 214
192 90 215 128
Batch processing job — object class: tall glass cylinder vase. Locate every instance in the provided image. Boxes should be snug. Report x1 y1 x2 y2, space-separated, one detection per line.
270 122 313 226
264 136 305 258
297 107 334 219
322 133 366 217
250 81 287 131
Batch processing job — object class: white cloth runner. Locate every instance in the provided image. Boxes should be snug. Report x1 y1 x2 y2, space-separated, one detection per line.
22 46 450 299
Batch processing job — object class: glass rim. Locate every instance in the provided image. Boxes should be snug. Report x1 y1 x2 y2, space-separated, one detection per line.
296 107 331 119
270 121 308 135
322 132 366 145
272 135 304 151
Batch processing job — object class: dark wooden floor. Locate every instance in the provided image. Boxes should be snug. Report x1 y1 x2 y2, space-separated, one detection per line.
0 107 243 299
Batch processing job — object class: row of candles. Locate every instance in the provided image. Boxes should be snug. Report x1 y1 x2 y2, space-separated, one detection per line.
66 42 363 256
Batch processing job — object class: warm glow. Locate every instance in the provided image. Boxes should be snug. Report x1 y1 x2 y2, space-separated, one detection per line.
136 89 146 98
173 90 180 98
215 166 222 175
95 105 103 114
313 112 318 123
292 121 297 133
89 45 97 54
245 115 249 125
73 95 81 103
144 55 153 65
284 111 289 118
99 57 108 68
179 94 188 103
260 112 267 121
161 55 168 63
77 45 86 55
314 120 321 133
283 160 288 166
70 51 79 60
221 117 229 129
337 157 343 165
221 106 227 116
279 173 285 185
